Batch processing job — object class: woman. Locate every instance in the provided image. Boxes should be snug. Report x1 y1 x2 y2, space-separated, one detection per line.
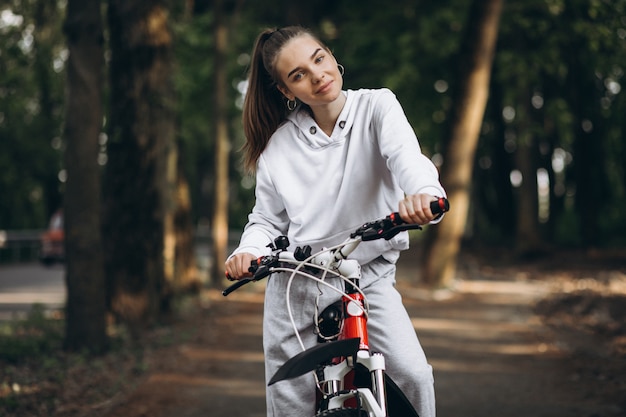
225 26 444 417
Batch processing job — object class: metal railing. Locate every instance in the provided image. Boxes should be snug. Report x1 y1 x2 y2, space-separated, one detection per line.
0 230 44 264
0 228 242 266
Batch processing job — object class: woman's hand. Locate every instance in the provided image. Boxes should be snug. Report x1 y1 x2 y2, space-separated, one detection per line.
225 252 257 280
399 193 439 225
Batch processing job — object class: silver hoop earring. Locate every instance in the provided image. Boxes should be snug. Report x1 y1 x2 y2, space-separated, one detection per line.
338 64 345 76
286 99 297 111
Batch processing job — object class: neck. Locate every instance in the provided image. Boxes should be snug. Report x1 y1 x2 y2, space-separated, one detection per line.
310 93 347 136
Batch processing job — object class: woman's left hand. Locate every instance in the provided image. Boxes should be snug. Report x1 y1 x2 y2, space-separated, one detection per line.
398 193 439 225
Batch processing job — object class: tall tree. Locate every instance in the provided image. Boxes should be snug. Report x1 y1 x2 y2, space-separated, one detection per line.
160 2 199 308
211 0 230 286
103 0 175 332
63 0 107 352
33 0 64 219
562 3 612 248
512 95 542 255
422 0 503 287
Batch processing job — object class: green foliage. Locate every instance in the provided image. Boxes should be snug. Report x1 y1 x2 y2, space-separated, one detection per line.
172 12 216 223
1 0 625 249
0 0 65 229
554 207 583 247
326 0 469 155
172 8 260 231
473 0 626 246
0 304 63 364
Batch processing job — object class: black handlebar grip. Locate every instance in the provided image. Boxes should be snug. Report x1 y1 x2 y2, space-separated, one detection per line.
430 197 450 215
391 197 450 224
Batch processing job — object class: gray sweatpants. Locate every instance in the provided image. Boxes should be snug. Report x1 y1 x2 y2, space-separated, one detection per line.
263 256 436 417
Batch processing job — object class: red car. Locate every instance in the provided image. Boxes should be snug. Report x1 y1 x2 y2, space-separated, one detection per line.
40 210 64 265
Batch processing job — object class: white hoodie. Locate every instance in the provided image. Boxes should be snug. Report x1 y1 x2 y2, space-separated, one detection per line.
231 88 445 265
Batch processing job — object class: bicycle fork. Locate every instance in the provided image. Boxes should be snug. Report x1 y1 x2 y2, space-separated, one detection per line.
317 284 389 416
317 350 388 416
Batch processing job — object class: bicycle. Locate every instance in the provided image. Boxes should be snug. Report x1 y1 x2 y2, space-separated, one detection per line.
223 197 449 417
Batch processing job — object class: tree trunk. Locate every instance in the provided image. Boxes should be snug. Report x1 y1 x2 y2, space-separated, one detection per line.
163 138 177 307
486 78 516 241
422 0 503 288
159 0 201 311
103 0 175 333
511 71 542 256
568 64 605 248
63 0 107 353
514 127 541 255
174 163 199 290
211 0 230 286
34 0 63 217
163 142 200 306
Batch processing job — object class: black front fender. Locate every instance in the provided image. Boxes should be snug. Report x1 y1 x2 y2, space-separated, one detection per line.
268 338 360 386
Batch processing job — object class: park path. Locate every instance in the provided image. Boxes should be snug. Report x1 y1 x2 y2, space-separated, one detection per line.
101 262 620 417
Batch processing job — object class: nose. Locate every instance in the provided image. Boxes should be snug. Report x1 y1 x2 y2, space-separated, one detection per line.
312 69 325 83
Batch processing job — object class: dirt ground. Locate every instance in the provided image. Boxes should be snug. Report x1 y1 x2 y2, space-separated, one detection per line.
97 249 626 417
3 249 626 417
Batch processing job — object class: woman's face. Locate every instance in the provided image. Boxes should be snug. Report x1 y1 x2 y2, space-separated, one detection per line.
275 35 343 108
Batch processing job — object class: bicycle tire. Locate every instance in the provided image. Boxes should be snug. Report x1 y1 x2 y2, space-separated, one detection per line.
315 408 368 417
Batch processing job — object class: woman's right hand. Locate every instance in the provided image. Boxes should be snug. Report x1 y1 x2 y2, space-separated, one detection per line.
225 252 257 280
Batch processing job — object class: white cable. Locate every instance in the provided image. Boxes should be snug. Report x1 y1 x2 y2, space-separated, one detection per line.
274 242 370 353
263 239 373 398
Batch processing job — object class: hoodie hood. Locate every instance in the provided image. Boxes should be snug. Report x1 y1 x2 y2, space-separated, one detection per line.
286 90 359 149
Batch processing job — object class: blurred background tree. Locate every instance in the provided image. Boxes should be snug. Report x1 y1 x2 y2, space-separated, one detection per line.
103 0 178 334
422 0 503 288
63 0 107 353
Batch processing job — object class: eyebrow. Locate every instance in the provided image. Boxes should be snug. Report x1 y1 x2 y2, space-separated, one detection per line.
287 48 323 79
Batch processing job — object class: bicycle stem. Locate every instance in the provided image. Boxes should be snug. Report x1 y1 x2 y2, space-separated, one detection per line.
332 238 361 262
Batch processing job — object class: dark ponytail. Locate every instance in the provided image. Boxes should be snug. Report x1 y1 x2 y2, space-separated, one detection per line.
241 26 318 173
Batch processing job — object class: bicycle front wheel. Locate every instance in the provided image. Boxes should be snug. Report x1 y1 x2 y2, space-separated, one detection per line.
315 408 369 417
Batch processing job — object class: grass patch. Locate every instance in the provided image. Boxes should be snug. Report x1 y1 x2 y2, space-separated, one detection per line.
0 304 142 417
0 299 205 417
0 304 64 364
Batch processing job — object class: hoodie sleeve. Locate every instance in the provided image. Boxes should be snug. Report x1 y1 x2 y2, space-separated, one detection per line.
373 89 446 198
229 154 290 258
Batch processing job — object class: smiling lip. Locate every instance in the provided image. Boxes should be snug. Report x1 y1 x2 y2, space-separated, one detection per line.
316 80 333 94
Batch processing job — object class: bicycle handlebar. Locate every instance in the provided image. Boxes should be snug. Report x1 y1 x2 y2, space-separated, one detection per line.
222 252 291 296
355 197 449 241
223 197 449 296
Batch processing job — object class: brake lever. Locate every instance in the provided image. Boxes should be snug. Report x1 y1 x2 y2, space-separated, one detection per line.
222 277 255 296
222 255 279 297
360 221 423 241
